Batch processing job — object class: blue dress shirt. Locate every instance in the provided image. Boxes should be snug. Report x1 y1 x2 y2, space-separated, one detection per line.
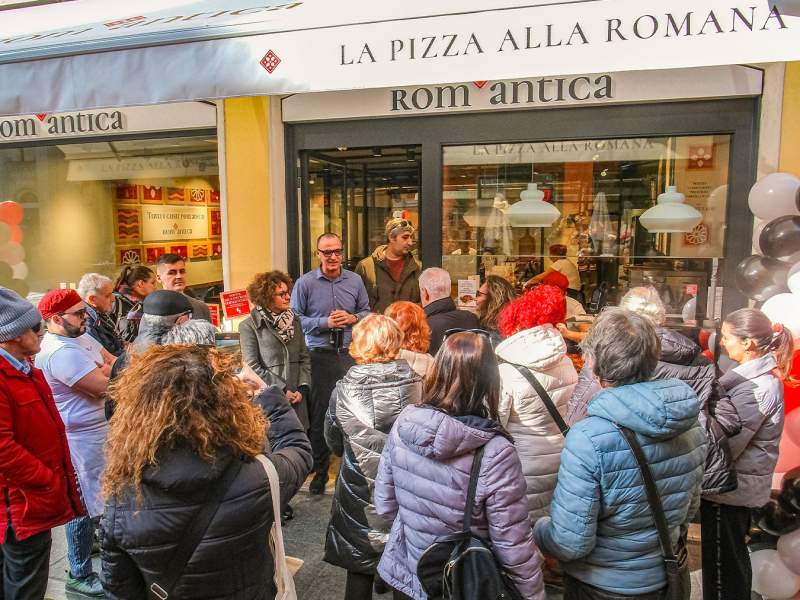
0 347 31 375
290 268 371 349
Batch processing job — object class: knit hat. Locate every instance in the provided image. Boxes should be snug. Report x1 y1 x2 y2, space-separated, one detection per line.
142 290 192 317
385 217 415 240
0 286 42 342
39 289 83 321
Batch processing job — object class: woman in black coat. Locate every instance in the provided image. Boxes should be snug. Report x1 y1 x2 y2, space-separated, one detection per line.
101 345 312 600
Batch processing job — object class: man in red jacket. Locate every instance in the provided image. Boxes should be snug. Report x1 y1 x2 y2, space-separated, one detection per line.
0 287 83 599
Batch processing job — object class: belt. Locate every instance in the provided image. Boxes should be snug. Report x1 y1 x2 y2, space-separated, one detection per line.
309 347 349 354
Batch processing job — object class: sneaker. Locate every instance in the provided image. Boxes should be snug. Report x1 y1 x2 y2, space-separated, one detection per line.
281 503 294 525
65 573 104 598
308 472 328 495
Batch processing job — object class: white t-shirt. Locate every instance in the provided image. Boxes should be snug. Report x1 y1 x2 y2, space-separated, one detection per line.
551 258 581 291
35 333 105 433
565 297 587 320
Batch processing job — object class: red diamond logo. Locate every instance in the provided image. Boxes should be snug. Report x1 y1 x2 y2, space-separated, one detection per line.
35 113 47 121
473 81 488 89
260 50 281 74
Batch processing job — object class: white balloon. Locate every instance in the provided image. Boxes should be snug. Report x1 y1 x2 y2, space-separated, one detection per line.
761 293 800 345
751 548 800 600
748 173 800 221
681 297 697 323
789 262 800 296
0 242 24 265
10 261 27 280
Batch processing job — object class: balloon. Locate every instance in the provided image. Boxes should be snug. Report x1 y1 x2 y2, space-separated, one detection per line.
9 225 22 244
10 261 27 280
751 548 800 599
780 476 800 513
749 173 800 220
749 524 779 551
762 293 800 345
734 255 789 302
0 262 12 285
779 528 800 575
788 409 800 448
755 500 800 536
761 216 800 264
0 222 9 245
0 201 23 225
790 263 800 296
0 242 24 265
754 219 769 254
777 434 800 474
6 279 28 298
698 329 711 351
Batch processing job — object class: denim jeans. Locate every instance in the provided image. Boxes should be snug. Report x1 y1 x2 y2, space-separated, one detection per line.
0 524 52 600
64 516 93 579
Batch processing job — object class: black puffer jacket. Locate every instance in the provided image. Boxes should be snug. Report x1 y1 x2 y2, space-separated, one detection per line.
101 388 312 600
567 327 740 494
323 360 422 574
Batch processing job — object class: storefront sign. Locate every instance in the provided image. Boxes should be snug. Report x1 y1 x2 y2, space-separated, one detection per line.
0 102 215 143
1 1 791 116
283 65 762 122
220 289 251 319
67 153 219 181
141 205 208 242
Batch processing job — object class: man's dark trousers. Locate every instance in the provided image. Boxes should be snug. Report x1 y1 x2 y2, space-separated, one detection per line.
0 524 51 600
309 348 355 475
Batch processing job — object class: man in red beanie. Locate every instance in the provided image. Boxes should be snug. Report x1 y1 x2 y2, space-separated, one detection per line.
0 286 84 599
35 288 112 597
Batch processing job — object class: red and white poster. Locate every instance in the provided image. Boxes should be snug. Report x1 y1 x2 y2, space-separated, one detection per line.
208 304 221 327
220 289 250 319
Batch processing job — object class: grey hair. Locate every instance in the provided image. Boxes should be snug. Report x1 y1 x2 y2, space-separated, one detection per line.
619 286 666 326
419 267 452 302
77 273 113 300
581 307 660 387
132 313 181 352
163 320 217 346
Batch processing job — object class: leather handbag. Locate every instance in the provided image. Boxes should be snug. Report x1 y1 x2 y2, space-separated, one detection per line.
616 425 691 600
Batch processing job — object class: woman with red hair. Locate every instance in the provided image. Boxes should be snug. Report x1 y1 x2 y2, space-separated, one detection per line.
495 285 578 524
385 301 434 378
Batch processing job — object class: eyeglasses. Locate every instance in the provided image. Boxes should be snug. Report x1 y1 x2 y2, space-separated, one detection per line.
317 248 343 257
443 328 491 339
59 308 87 319
273 290 291 298
476 290 487 298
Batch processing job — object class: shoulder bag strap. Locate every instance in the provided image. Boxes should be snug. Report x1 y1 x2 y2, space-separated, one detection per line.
614 424 677 562
462 445 486 533
150 458 243 600
508 363 570 437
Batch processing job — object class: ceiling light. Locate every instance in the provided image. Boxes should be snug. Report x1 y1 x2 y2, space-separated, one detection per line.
372 147 382 157
639 185 702 232
337 146 348 151
406 148 416 162
504 183 560 228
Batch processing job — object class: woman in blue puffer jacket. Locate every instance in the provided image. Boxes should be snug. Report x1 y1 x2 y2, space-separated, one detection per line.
534 307 707 599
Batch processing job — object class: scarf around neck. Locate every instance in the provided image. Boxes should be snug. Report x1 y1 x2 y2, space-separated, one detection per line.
259 307 295 344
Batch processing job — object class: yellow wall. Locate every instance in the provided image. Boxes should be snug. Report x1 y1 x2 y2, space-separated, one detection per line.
780 62 800 175
223 97 272 290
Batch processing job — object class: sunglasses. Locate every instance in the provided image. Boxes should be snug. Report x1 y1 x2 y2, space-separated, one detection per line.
59 308 87 319
317 248 343 258
443 328 491 339
393 219 413 229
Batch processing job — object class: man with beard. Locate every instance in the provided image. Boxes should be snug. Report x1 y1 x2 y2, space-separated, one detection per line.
355 217 421 314
35 289 114 598
291 233 370 494
155 253 212 322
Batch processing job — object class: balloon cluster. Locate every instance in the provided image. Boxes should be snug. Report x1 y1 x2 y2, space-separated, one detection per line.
736 172 800 346
749 473 800 599
0 201 28 297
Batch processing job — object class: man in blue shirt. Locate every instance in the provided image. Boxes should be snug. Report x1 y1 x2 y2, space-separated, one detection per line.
291 233 370 494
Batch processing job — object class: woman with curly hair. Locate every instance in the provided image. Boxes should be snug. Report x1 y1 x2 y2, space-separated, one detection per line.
101 345 312 600
476 275 517 345
240 270 311 429
385 301 434 377
494 284 578 523
324 315 422 599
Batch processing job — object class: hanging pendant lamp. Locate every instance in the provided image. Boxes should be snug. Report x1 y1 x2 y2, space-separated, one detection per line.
505 183 560 228
639 185 702 232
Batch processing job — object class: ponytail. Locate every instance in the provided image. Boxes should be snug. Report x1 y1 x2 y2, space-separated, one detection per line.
768 323 795 381
724 308 795 380
114 264 154 293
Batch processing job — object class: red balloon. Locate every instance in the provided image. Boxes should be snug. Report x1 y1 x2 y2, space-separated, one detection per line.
698 329 711 351
777 431 800 474
785 351 800 416
0 201 23 226
9 225 22 244
701 349 715 362
787 409 800 448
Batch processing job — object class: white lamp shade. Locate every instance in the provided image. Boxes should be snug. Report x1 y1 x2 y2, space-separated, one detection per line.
505 183 560 227
639 185 702 233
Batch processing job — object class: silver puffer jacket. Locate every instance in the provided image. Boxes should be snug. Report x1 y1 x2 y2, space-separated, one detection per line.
323 359 422 573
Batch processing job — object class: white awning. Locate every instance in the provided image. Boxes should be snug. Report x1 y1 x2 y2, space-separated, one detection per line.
0 0 797 117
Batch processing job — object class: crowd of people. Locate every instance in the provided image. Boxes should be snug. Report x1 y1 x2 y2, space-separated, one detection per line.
0 218 794 600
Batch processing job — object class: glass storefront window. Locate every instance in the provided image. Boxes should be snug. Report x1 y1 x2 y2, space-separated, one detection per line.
0 134 222 298
442 135 730 321
304 145 420 271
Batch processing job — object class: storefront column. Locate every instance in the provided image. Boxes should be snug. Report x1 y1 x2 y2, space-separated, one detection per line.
780 62 800 174
223 97 272 290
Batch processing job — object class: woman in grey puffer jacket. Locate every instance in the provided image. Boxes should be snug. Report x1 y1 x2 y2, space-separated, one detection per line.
374 331 545 600
324 315 422 600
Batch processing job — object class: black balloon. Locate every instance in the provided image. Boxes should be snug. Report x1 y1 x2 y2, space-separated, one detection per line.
779 476 800 513
760 215 800 264
734 255 790 302
747 525 779 551
755 500 800 536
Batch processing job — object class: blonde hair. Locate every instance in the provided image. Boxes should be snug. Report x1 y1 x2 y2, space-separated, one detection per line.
349 314 403 364
619 287 666 326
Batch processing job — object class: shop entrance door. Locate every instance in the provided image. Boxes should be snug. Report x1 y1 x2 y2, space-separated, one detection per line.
300 146 421 272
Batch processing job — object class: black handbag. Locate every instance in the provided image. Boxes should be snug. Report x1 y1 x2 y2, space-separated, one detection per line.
416 446 523 600
616 425 691 600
